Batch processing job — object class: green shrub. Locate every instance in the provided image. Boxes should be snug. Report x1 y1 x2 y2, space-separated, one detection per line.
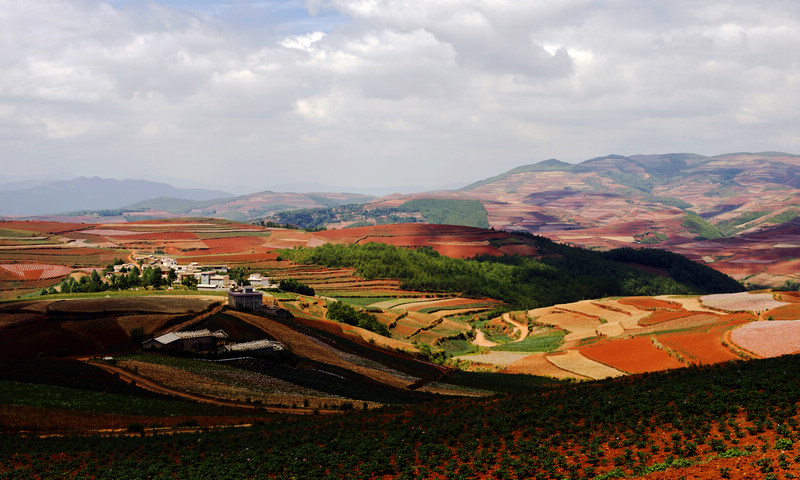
775 438 793 451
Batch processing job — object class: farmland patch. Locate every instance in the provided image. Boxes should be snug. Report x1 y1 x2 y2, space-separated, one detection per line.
700 292 788 312
579 336 684 373
730 320 800 357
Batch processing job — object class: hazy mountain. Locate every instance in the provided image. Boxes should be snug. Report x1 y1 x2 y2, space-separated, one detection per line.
0 177 233 216
119 191 375 222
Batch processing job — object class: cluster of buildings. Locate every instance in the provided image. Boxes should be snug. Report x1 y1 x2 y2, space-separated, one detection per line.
121 255 276 292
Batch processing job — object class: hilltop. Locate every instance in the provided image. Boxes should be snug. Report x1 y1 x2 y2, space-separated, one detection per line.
269 152 800 287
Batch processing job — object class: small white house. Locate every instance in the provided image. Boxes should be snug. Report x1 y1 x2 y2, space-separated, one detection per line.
247 273 271 287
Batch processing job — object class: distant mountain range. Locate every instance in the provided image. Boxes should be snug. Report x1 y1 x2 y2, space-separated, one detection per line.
0 177 234 216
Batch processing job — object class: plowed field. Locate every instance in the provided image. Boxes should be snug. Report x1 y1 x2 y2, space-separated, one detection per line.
0 263 73 280
618 297 683 310
639 310 698 326
545 350 624 379
730 320 800 357
763 303 800 320
579 336 683 373
504 352 589 379
657 324 742 365
700 292 787 313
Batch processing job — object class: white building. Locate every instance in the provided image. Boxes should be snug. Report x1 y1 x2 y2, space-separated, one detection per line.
220 339 284 354
142 329 229 352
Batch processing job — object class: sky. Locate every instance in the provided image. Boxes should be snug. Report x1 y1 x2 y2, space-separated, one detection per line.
1 0 799 195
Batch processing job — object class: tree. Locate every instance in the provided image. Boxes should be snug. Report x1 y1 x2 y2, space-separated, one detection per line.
141 266 163 288
181 276 198 289
127 267 141 287
279 278 315 296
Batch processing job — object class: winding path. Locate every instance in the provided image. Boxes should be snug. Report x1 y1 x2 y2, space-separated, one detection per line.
503 313 529 342
472 328 498 347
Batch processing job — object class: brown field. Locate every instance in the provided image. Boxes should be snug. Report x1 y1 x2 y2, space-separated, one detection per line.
778 291 800 303
534 310 600 342
545 350 625 380
503 353 590 379
639 310 698 326
0 221 90 234
763 303 800 320
635 314 722 335
657 323 743 365
0 263 73 280
618 297 684 311
44 296 219 314
579 336 684 373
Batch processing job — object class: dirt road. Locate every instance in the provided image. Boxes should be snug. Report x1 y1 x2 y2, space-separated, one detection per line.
504 312 529 342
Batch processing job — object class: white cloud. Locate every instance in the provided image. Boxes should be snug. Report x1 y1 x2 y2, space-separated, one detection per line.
0 0 798 193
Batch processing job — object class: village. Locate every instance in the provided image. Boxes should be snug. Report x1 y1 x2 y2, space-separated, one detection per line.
114 254 277 292
108 255 291 358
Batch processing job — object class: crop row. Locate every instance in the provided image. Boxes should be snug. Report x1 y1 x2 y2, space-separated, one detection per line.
2 355 800 479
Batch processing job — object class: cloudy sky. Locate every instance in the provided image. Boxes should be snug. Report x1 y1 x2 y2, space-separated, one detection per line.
2 0 798 194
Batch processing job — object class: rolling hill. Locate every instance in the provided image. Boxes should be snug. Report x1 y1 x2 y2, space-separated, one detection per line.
6 152 798 286
0 177 233 216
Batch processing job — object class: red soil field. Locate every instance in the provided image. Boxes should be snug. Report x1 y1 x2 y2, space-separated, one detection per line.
0 263 73 280
0 247 122 267
638 310 697 326
114 231 198 241
777 291 800 303
618 297 684 311
424 243 499 258
769 257 800 275
657 321 745 365
178 252 279 264
763 303 800 320
496 244 540 256
293 315 347 337
315 224 508 259
579 336 684 373
0 221 89 234
202 236 266 250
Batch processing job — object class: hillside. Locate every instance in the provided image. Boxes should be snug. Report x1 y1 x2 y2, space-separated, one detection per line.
4 353 800 479
1 217 798 479
361 152 798 287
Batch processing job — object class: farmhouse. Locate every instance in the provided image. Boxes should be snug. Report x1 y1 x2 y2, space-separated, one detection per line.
228 286 263 311
142 329 229 352
198 272 233 291
247 273 274 288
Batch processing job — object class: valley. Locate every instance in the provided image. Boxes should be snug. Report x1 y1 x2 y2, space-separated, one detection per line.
0 175 797 478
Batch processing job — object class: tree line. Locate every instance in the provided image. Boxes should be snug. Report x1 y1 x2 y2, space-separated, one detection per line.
278 234 743 309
